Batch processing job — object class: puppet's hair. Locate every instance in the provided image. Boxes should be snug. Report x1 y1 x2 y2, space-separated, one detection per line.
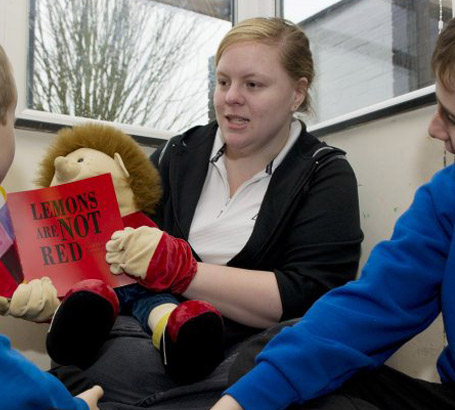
35 123 162 214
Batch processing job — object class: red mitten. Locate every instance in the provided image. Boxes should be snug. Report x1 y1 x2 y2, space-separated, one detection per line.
46 279 119 369
106 226 197 294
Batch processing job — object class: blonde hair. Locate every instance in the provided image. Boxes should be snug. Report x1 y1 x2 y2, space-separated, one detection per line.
216 17 314 112
35 123 162 214
432 18 455 91
0 45 15 125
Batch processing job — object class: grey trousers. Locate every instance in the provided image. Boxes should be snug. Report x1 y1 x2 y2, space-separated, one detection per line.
50 315 232 410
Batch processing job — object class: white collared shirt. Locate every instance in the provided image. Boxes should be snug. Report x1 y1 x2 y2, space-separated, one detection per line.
188 120 301 265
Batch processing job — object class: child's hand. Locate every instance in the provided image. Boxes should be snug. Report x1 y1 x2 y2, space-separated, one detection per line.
76 385 104 410
210 395 244 410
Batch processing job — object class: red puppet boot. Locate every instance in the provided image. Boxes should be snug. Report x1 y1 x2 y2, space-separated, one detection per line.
159 300 224 383
46 279 119 369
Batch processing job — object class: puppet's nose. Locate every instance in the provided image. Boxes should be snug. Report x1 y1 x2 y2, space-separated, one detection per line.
53 156 80 183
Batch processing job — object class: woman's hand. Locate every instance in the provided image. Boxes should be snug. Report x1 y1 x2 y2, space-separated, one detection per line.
211 395 244 410
76 385 104 410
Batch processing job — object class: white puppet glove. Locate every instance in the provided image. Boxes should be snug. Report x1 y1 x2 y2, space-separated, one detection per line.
4 277 60 323
106 226 197 294
106 227 162 279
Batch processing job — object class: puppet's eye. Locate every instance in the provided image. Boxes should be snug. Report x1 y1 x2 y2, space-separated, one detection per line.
77 158 84 163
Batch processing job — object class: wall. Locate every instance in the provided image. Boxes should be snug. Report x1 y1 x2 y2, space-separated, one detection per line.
2 104 451 379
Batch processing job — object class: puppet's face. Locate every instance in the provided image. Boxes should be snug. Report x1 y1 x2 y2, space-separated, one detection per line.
51 148 126 186
51 148 138 216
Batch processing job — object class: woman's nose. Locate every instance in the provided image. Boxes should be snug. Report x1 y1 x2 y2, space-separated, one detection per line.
225 84 245 105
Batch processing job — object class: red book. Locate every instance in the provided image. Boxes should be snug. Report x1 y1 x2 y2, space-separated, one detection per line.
0 190 22 298
1 174 134 298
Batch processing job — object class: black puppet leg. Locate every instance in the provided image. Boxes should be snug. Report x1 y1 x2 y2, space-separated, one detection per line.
158 300 225 384
47 279 119 369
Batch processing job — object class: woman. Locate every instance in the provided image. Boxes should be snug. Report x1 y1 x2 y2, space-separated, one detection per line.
52 17 362 409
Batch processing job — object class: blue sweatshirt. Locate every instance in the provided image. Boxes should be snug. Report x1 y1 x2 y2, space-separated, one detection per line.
227 164 455 410
0 335 88 410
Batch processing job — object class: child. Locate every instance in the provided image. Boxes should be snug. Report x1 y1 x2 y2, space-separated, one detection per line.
0 44 103 410
211 17 455 410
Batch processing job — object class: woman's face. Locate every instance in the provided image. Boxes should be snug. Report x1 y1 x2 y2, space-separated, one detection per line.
214 41 306 156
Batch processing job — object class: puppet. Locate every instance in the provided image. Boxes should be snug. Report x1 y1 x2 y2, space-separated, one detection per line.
1 123 224 383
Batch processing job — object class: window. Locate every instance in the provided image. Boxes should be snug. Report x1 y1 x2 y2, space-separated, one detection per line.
27 0 232 134
282 0 453 128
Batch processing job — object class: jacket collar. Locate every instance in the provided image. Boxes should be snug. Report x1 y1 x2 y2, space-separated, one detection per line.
230 124 323 266
168 121 325 264
168 122 218 239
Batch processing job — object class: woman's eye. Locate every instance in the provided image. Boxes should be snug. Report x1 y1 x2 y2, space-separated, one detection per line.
77 158 84 163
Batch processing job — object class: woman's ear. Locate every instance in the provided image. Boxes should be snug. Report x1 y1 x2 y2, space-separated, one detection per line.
114 153 130 178
292 77 309 111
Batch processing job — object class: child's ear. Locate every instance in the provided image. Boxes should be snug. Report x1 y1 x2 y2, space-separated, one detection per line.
114 153 130 178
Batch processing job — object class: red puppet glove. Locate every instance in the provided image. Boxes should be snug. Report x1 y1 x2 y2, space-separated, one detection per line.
105 226 197 294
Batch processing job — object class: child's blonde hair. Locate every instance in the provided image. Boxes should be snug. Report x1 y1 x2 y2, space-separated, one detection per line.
432 18 455 92
0 45 15 125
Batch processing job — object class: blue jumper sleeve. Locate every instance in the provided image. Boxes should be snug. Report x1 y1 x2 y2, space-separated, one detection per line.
0 335 88 410
227 165 455 410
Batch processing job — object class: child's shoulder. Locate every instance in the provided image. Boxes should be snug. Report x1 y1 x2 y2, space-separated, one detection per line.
429 164 455 190
422 164 455 217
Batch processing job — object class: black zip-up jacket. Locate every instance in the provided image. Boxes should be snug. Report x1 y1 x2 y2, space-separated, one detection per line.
150 121 363 345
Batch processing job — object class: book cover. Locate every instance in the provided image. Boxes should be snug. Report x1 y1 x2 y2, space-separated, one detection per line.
0 191 22 298
2 174 134 298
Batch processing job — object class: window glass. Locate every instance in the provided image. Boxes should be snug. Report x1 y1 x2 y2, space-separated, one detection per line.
27 0 232 132
282 0 452 125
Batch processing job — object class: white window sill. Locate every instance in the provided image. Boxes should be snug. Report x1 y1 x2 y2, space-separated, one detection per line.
16 109 174 147
16 84 437 145
307 85 436 137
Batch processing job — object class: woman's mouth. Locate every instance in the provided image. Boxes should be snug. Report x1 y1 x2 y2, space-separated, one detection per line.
224 115 250 130
225 115 249 126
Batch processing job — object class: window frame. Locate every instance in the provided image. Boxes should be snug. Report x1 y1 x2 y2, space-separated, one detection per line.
276 0 454 137
3 0 451 144
3 0 279 146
